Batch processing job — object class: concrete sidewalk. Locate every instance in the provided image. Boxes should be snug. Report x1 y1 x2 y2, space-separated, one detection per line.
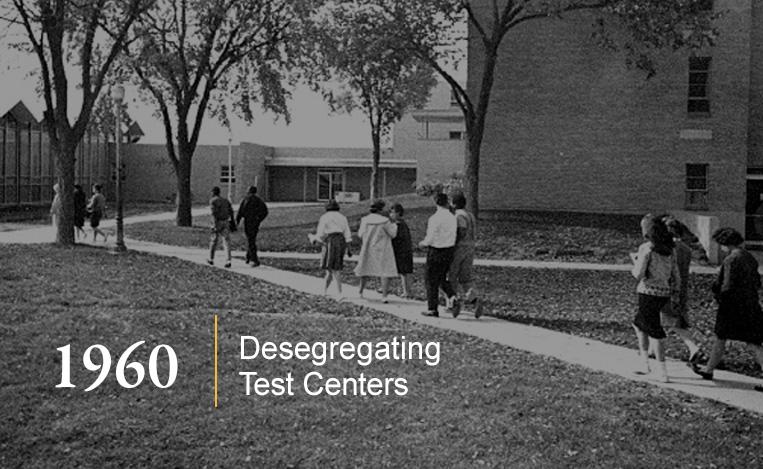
0 202 315 244
109 238 763 416
252 250 720 275
0 207 209 244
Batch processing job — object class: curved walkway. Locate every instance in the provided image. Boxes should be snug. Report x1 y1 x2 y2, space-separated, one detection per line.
2 216 762 414
110 238 763 415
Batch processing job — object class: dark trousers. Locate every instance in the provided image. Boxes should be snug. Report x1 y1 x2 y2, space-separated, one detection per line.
425 246 456 312
245 226 260 265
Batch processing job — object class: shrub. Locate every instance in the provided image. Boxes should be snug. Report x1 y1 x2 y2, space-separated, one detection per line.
415 173 464 198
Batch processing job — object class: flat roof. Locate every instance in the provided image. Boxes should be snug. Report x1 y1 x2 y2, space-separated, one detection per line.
411 109 464 123
267 157 416 169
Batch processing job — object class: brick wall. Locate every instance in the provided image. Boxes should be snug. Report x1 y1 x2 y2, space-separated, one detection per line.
469 0 751 227
236 142 272 202
748 0 763 167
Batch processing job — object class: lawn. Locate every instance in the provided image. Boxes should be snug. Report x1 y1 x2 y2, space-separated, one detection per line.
126 195 644 263
1 245 763 467
265 258 763 379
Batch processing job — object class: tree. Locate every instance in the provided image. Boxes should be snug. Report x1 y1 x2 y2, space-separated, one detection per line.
1 0 152 245
307 1 437 200
385 0 718 215
124 0 304 226
89 94 138 143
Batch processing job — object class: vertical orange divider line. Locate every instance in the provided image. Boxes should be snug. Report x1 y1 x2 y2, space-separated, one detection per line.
214 314 218 408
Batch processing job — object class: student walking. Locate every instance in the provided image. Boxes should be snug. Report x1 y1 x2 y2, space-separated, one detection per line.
236 186 269 267
87 184 108 243
657 215 705 365
692 228 763 392
73 184 87 240
50 183 62 232
630 215 680 382
207 186 234 268
420 193 458 317
310 199 353 299
389 203 414 298
354 199 398 303
448 192 483 318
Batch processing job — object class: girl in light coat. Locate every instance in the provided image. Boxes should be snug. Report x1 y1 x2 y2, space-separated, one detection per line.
354 199 398 302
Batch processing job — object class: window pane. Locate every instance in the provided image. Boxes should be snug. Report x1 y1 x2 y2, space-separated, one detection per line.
688 85 707 97
686 164 707 178
689 72 708 84
688 99 710 113
687 178 707 190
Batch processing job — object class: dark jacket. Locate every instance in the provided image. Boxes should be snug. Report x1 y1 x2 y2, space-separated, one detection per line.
236 194 268 232
210 195 234 222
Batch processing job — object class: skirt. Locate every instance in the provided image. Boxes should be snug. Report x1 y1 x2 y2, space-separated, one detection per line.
321 233 346 271
90 212 102 228
715 297 763 345
634 293 669 339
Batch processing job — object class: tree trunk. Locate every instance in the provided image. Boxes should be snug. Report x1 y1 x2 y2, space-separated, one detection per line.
175 150 193 226
463 44 500 217
370 130 381 200
464 131 481 216
55 141 76 245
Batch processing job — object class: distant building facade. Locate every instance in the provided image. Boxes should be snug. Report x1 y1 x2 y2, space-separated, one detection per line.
120 143 416 204
393 81 466 185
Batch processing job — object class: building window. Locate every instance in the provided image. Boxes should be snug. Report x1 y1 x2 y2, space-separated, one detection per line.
220 165 235 184
449 131 464 140
317 169 343 201
688 57 711 115
685 163 708 210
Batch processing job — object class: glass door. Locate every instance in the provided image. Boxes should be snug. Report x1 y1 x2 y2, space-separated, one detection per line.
317 169 343 201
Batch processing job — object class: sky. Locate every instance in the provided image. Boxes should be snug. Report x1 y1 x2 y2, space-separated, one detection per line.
0 50 377 148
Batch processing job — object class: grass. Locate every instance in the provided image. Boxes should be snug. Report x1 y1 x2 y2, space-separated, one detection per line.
265 258 763 379
126 195 644 263
2 245 763 467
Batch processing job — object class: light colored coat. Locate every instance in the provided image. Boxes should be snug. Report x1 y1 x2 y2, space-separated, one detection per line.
354 213 398 277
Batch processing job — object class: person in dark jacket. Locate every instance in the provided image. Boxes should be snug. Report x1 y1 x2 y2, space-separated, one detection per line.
236 186 269 267
73 184 87 240
692 228 763 392
208 186 234 268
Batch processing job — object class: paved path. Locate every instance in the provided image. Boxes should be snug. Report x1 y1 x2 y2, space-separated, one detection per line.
251 250 721 275
90 237 763 415
0 202 316 244
3 216 763 414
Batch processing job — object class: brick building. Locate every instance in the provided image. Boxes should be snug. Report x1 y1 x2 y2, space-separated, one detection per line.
469 0 763 248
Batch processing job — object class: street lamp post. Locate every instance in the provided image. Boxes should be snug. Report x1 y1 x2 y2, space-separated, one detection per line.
227 127 233 201
113 85 126 252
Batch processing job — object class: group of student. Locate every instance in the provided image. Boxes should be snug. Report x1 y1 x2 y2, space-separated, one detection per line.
311 192 483 319
50 182 108 242
631 214 763 391
207 185 269 268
